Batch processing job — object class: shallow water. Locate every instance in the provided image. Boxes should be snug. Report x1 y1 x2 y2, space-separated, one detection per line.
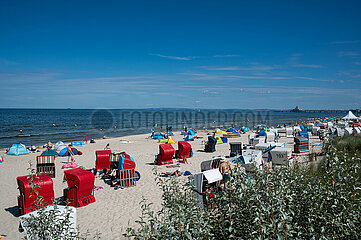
0 108 345 149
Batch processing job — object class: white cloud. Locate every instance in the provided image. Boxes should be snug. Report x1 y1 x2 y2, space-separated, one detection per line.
149 53 195 60
197 65 275 71
293 64 323 68
202 89 218 95
338 51 360 57
213 54 240 58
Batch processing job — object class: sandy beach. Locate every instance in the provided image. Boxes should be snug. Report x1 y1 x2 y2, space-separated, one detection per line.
0 129 324 239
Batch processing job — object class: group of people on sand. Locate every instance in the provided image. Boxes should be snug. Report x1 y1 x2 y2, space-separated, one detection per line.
162 158 232 187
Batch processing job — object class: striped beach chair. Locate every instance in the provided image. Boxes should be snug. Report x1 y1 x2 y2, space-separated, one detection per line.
36 155 56 178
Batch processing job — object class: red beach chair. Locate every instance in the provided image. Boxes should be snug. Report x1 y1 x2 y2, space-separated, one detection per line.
63 168 96 208
175 141 192 159
156 143 174 165
17 173 54 215
95 150 112 172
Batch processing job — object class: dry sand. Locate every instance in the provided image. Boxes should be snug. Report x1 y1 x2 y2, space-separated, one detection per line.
0 131 321 239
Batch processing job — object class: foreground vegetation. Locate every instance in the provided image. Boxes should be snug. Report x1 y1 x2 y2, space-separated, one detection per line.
128 137 361 239
21 136 361 239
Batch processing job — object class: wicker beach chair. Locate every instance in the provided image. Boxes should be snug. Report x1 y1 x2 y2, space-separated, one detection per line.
36 155 56 178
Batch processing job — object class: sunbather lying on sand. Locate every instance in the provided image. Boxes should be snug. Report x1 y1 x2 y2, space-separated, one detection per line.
161 169 181 177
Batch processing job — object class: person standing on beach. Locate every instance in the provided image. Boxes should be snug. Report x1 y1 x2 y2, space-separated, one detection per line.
67 144 74 163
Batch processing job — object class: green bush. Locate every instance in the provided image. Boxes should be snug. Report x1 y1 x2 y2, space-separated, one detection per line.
332 135 361 155
128 140 361 239
20 164 101 240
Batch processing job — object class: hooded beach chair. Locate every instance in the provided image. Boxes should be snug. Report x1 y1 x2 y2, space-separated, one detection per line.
36 155 56 178
156 144 174 165
229 142 242 157
17 173 54 215
95 150 112 172
175 141 192 159
63 168 95 207
204 136 216 152
109 153 137 188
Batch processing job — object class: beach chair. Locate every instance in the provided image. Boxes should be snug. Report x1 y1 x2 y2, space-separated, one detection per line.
17 173 54 215
204 136 216 152
63 168 95 208
109 153 121 170
175 141 192 159
156 144 174 165
270 147 291 166
229 142 242 157
109 153 137 188
294 136 309 153
200 158 222 172
36 155 56 178
95 150 112 172
118 169 137 188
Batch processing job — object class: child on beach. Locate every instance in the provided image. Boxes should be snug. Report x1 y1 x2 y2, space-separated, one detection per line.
67 144 74 163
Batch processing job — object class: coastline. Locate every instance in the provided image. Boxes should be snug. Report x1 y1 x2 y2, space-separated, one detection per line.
0 128 324 239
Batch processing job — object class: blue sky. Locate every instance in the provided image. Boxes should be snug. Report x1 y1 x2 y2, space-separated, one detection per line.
0 0 361 109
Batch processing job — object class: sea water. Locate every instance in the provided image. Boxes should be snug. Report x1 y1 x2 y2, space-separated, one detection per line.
0 108 346 149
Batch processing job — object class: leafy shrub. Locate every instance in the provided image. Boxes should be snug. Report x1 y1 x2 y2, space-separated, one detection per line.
128 141 361 239
331 135 361 155
20 165 101 240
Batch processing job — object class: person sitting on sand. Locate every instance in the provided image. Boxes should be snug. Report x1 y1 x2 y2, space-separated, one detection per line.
179 156 189 164
104 143 110 150
30 145 37 152
47 141 53 149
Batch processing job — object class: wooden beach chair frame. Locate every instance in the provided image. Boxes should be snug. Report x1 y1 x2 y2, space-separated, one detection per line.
36 155 56 178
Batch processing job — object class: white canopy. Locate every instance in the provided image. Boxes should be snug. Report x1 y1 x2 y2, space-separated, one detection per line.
342 111 357 120
203 169 223 183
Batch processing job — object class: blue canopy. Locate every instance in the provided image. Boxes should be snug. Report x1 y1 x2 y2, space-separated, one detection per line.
188 129 195 136
259 129 266 136
298 131 309 139
168 132 174 136
184 134 194 141
41 149 59 157
58 147 79 157
227 128 236 132
7 144 29 156
152 133 164 139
